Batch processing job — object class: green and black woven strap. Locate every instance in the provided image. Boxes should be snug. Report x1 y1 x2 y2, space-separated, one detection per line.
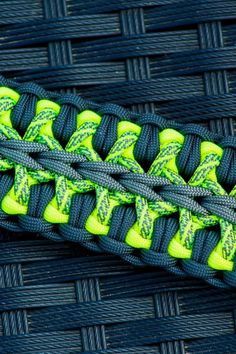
0 75 235 288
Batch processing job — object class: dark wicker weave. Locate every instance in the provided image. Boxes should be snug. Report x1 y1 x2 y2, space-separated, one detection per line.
0 0 236 353
1 234 236 353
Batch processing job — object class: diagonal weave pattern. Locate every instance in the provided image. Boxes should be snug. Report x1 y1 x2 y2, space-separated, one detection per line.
0 76 235 288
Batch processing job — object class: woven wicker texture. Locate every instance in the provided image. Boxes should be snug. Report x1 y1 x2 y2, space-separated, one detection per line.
1 233 236 353
0 0 236 353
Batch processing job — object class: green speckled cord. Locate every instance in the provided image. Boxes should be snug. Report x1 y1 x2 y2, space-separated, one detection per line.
0 82 235 288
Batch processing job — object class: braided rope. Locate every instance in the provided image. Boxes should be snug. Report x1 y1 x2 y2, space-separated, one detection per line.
0 76 235 288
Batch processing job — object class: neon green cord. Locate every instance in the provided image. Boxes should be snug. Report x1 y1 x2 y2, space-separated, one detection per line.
0 87 235 272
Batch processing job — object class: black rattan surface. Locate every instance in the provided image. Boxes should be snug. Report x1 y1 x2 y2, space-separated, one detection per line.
0 1 236 353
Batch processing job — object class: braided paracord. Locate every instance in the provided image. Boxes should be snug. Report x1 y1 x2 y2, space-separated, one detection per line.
0 76 235 288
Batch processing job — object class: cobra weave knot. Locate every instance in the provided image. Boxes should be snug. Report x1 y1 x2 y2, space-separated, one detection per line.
0 77 235 288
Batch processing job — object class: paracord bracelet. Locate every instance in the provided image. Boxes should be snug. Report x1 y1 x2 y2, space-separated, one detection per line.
0 75 235 288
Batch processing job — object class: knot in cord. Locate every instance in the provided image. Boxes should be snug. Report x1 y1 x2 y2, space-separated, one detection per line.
0 79 234 288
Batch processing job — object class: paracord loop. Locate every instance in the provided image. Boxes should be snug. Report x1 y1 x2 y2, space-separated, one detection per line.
0 77 234 288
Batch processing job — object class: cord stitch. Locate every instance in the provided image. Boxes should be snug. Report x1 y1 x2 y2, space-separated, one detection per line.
0 77 235 288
